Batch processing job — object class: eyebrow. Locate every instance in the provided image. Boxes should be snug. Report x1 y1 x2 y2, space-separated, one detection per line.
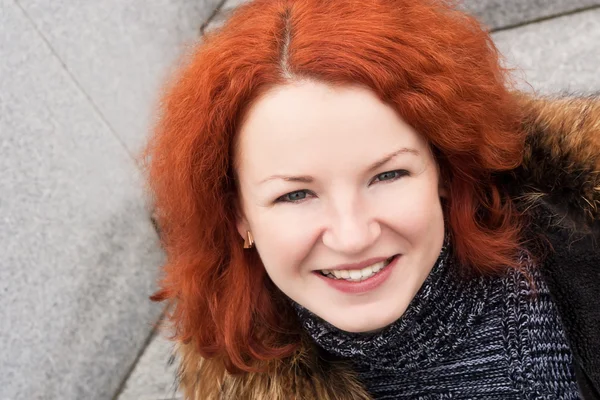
367 147 419 172
259 147 419 184
260 174 314 184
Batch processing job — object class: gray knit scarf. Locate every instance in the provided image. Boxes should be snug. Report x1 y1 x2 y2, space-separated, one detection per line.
293 241 580 399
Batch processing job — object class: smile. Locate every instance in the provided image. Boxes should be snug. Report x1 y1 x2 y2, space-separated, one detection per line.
319 255 398 282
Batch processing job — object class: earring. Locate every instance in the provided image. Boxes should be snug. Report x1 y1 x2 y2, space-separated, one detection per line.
243 231 254 249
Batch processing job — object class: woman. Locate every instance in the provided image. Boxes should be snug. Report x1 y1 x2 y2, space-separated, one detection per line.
145 0 600 398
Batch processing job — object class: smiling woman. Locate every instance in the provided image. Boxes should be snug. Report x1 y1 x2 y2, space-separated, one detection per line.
144 0 600 399
234 82 445 333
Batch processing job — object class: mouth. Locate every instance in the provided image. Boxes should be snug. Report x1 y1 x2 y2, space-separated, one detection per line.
318 254 399 282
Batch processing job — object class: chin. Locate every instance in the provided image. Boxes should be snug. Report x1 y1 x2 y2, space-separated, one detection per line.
324 305 403 334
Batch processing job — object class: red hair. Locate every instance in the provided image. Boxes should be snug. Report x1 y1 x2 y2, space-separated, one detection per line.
145 0 526 374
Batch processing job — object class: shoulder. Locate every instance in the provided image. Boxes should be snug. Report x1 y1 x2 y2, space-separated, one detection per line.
508 92 600 322
508 92 600 399
504 92 599 295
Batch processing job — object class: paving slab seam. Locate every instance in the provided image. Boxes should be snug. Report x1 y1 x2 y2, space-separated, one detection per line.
12 0 138 167
112 309 168 400
200 0 228 35
490 3 600 32
13 0 187 300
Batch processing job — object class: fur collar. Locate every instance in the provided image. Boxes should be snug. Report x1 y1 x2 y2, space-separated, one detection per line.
512 94 600 233
178 335 372 400
177 93 600 399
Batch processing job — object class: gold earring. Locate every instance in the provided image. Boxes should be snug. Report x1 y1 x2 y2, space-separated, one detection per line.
243 231 254 249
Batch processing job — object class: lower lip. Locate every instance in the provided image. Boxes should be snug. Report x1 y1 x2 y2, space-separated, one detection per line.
315 255 400 294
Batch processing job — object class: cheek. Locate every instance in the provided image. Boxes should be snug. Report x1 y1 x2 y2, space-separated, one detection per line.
378 177 444 238
251 206 322 276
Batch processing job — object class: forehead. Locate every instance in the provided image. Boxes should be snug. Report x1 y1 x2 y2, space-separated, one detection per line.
235 81 427 173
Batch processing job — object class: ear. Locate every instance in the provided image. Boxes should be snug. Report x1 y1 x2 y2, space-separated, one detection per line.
235 207 251 241
431 153 448 198
236 218 251 241
437 168 449 198
438 185 449 198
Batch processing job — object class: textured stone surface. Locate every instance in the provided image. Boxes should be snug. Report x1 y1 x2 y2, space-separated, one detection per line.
0 1 165 399
203 0 249 33
204 0 600 32
17 0 222 155
118 332 180 400
492 8 600 94
462 0 600 30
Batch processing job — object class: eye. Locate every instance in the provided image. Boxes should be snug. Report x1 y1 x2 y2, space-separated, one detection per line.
371 169 409 184
275 190 313 203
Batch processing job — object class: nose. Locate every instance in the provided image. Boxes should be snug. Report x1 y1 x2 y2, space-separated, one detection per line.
321 194 381 255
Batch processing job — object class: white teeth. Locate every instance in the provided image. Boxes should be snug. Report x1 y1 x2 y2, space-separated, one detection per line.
361 266 374 278
320 256 396 282
349 270 362 280
372 262 383 273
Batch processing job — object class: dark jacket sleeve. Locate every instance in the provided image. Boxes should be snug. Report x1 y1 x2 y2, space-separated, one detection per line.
539 212 600 399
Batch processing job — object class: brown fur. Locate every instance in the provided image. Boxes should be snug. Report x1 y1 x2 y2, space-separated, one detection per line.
176 94 600 399
520 95 600 171
516 94 600 226
178 335 372 399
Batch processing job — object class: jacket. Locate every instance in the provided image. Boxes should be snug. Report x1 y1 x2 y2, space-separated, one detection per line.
176 94 600 399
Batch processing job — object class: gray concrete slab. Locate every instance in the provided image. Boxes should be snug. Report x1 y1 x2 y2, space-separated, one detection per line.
202 0 248 33
492 8 600 94
117 332 180 400
17 0 222 156
0 2 164 399
204 0 600 32
462 0 600 31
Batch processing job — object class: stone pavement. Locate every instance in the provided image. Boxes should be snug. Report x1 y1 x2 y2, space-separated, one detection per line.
119 1 600 399
0 1 219 399
1 0 598 399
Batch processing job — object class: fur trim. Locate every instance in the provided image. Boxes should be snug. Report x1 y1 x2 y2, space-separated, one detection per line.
514 93 600 232
176 93 600 399
178 336 371 399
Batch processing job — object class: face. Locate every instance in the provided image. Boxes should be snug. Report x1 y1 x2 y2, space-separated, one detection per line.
234 80 445 333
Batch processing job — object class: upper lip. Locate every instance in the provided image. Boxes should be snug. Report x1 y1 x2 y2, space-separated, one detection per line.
323 256 394 271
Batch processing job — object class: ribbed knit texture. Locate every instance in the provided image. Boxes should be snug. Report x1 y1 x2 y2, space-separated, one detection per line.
294 242 580 399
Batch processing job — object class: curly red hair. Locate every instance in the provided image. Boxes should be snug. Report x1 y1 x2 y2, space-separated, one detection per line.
145 0 526 374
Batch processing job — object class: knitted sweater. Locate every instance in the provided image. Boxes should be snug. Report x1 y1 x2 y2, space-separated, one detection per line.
294 243 581 399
